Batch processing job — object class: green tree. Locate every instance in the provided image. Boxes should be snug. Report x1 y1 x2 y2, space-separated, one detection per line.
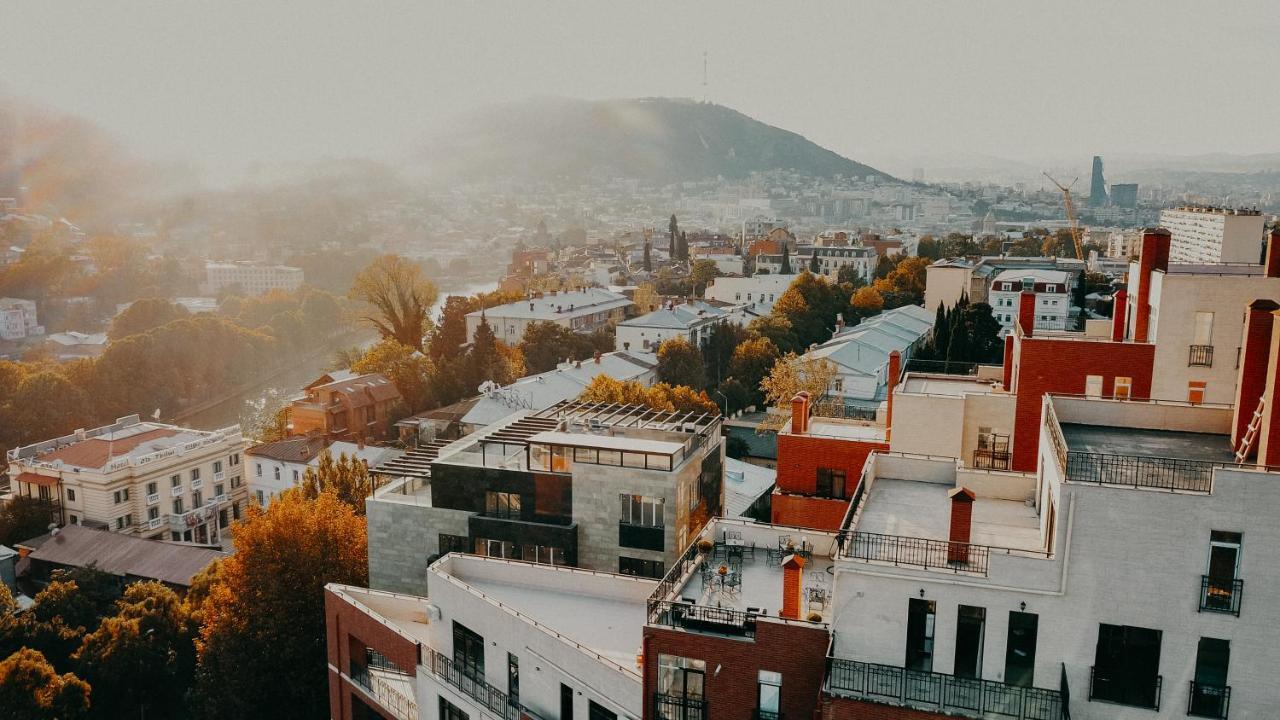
0 496 59 546
809 250 821 273
108 298 189 341
0 648 91 720
349 255 437 351
428 295 476 363
9 371 87 445
668 214 679 256
689 260 719 296
701 322 752 387
196 491 368 720
727 337 781 406
779 243 792 274
656 337 707 390
748 314 799 355
300 449 374 513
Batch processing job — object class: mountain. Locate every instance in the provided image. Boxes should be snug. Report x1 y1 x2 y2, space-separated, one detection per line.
419 97 891 183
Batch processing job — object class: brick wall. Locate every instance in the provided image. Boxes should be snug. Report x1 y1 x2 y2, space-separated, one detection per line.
776 434 886 496
771 493 851 531
643 621 831 720
325 587 420 720
1009 335 1155 471
824 696 951 720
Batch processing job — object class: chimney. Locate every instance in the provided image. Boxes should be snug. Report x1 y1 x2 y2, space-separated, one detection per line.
1133 228 1172 343
885 350 901 442
1018 287 1036 337
530 302 535 311
947 487 976 563
1265 228 1280 279
593 351 602 364
1251 309 1280 466
1002 335 1014 391
790 392 810 435
1232 300 1278 452
1111 289 1128 342
835 313 845 333
780 553 806 620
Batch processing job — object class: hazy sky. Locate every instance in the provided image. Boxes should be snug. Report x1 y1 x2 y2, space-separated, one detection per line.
4 0 1278 180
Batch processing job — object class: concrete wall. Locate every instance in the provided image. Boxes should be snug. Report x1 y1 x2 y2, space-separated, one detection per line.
366 493 470 595
925 265 972 312
889 392 965 459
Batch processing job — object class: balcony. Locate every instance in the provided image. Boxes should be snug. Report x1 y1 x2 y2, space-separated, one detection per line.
350 650 418 720
1188 681 1230 719
649 600 757 638
827 658 1063 720
1065 451 1216 492
214 493 228 505
653 693 707 720
214 471 226 481
1089 666 1161 711
752 711 781 720
171 486 183 497
843 532 990 575
424 645 529 720
973 434 1011 471
146 493 160 506
619 521 665 552
147 517 163 530
1189 344 1214 367
191 477 204 490
1199 576 1243 616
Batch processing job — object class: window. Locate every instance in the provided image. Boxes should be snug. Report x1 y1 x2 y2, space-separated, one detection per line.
1189 380 1207 405
1193 311 1214 345
1045 284 1058 293
620 495 664 527
215 483 224 497
1091 624 1162 709
256 463 263 477
561 684 575 720
291 469 299 482
588 701 616 720
619 557 665 578
904 599 936 672
657 654 705 702
757 670 782 718
37 485 51 501
148 507 159 521
255 490 265 505
1114 377 1132 401
230 453 240 466
66 488 75 502
485 491 522 519
475 538 516 559
452 622 485 681
815 468 846 499
1189 638 1230 718
231 475 241 488
191 468 200 481
171 474 181 488
1004 611 1038 688
69 515 78 525
508 653 519 707
219 509 229 529
1084 375 1103 398
174 499 184 514
439 696 469 720
273 467 281 481
213 460 223 474
146 482 157 496
193 491 203 507
113 488 129 504
232 502 241 520
954 606 985 679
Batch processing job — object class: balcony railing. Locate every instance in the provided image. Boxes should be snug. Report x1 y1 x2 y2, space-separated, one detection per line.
843 532 990 575
1199 576 1243 616
1065 451 1215 492
753 710 781 720
191 477 203 490
1089 666 1161 711
827 658 1063 720
146 493 160 506
1188 681 1230 719
171 486 183 497
214 470 226 481
350 664 418 720
904 359 978 377
425 645 525 720
650 600 757 638
973 448 1012 471
1189 344 1214 367
653 693 707 720
147 517 163 530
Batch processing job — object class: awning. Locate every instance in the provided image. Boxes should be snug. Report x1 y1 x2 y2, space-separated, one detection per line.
13 472 59 487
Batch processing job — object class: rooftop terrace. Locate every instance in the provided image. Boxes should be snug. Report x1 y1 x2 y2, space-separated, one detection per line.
854 478 1042 553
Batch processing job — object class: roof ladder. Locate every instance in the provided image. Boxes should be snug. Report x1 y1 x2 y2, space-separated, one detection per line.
1235 396 1267 463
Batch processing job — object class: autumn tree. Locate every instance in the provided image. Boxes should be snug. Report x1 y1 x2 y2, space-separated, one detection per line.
748 314 799 355
196 490 368 720
300 449 374 513
577 377 718 415
848 286 885 323
0 648 91 720
108 298 189 341
656 337 707 390
759 353 838 428
352 338 435 413
349 255 437 351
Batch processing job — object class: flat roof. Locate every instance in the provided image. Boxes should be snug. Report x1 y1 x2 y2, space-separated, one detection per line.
857 478 1043 553
793 418 886 442
900 375 998 397
527 430 686 455
1060 423 1236 465
333 585 434 646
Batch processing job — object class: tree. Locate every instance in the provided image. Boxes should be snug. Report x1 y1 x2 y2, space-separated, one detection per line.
809 250 821 273
701 322 752 387
779 243 792 274
300 449 374 513
108 298 189 341
521 321 593 374
848 286 884 323
677 231 689 261
469 318 522 390
0 648 91 720
656 337 707 390
0 496 59 546
577 377 718 415
728 337 781 406
725 435 750 459
352 338 435 413
427 295 476 363
668 214 679 256
748 314 799 355
643 237 652 272
196 491 368 720
349 255 437 351
689 260 719 296
9 372 88 445
760 353 838 417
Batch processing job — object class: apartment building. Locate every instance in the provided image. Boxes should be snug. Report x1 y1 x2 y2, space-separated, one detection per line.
755 246 875 282
246 435 402 505
365 401 725 594
988 269 1072 332
0 297 38 339
288 371 403 443
615 301 735 353
466 288 633 345
203 260 304 296
801 304 933 413
1158 206 1266 264
704 273 796 315
5 415 247 547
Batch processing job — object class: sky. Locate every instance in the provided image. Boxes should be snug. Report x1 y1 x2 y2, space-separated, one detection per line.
3 0 1278 181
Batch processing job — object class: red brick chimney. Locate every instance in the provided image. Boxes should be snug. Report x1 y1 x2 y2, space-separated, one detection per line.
947 487 976 563
1232 300 1279 452
790 392 810 435
1133 228 1171 343
885 350 901 442
835 313 845 333
780 553 806 620
593 350 602 364
1265 228 1280 279
1002 335 1014 391
1255 310 1280 466
1111 289 1128 342
1018 287 1036 337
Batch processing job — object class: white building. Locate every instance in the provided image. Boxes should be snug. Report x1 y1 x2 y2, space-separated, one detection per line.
0 297 38 339
988 269 1071 332
756 246 875 282
466 288 632 345
203 261 304 296
704 273 797 315
6 415 248 547
615 300 733 353
804 305 934 411
924 259 974 311
247 436 403 506
1159 206 1266 264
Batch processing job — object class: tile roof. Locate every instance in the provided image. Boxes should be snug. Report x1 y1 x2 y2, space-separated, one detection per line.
246 436 327 464
37 428 182 469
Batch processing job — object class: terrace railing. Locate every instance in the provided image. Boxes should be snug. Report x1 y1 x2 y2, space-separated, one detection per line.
649 600 757 638
843 532 990 575
1189 344 1214 367
424 645 533 720
1199 575 1243 616
827 657 1064 720
1065 451 1215 492
653 693 707 720
905 359 978 376
1188 681 1230 719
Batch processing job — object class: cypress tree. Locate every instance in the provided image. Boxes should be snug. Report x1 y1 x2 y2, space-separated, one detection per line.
780 243 792 274
809 250 821 273
668 214 679 256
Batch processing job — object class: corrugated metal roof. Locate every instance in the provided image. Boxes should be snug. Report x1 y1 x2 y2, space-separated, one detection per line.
22 524 223 587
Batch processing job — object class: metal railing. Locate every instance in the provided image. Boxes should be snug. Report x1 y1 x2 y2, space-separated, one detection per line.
1188 681 1230 719
648 540 702 613
1189 344 1214 367
650 600 757 638
1199 576 1243 616
973 448 1012 471
1065 451 1215 492
350 653 418 720
827 658 1063 720
753 710 781 720
1089 666 1161 711
425 645 525 720
843 532 990 575
653 693 707 720
905 359 978 376
1043 403 1069 472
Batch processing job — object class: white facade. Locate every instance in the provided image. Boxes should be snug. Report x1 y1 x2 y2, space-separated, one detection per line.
1159 207 1266 264
615 300 732 352
203 261 304 296
704 273 796 315
466 288 632 345
0 297 38 340
756 247 875 282
988 269 1071 332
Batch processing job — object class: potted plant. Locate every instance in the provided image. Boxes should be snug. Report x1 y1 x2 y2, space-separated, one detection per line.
696 538 714 554
807 611 823 622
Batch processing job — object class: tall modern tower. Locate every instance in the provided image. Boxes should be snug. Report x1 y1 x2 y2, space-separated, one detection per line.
1088 155 1109 207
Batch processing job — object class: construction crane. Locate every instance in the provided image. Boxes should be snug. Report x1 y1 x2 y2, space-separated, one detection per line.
1043 172 1086 261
